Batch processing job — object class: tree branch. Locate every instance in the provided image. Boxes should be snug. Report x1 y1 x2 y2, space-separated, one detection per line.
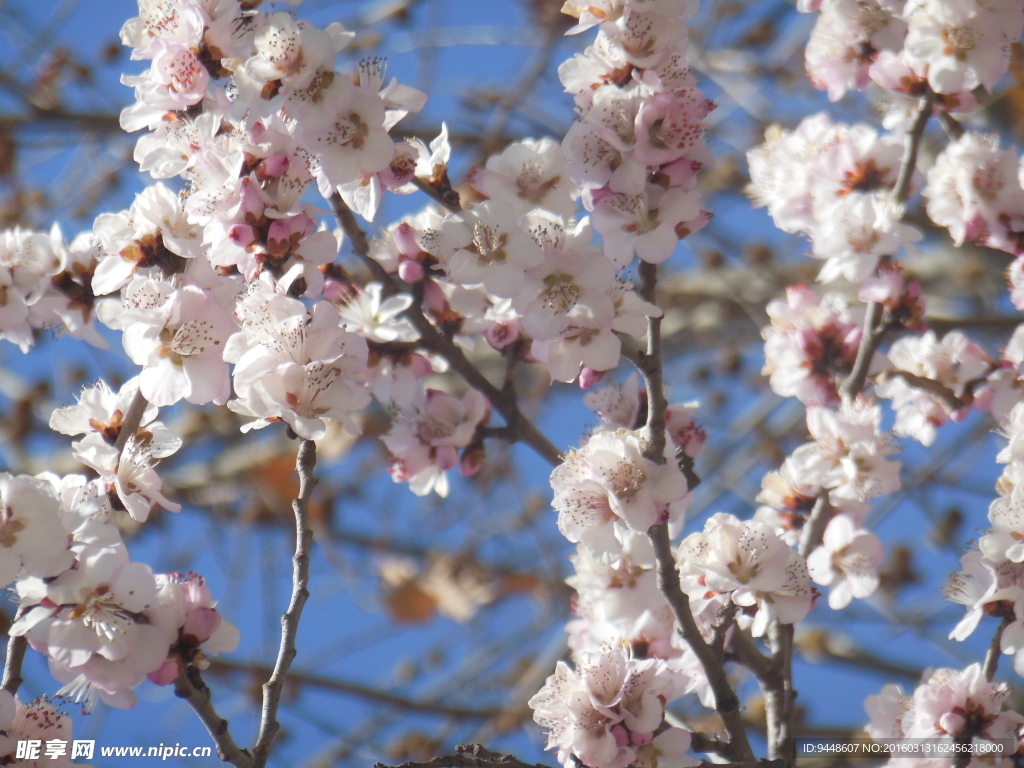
798 493 834 559
636 262 752 760
649 524 755 762
207 659 500 720
174 667 252 768
840 301 885 400
984 615 1013 681
375 743 555 768
328 194 387 288
638 262 667 460
412 176 462 214
765 623 795 764
114 388 149 453
840 92 934 400
877 370 966 412
729 628 774 681
892 91 936 206
329 193 561 467
938 112 965 141
1 608 27 695
251 439 316 768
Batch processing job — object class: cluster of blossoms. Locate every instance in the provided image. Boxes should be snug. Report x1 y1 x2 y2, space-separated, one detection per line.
759 0 1024 302
529 646 696 768
876 330 994 446
760 285 866 405
748 113 921 284
754 400 899 610
0 0 723 731
0 226 107 353
762 0 1024 754
799 0 1022 107
368 169 662 389
926 131 1024 299
864 665 1023 760
534 369 712 763
48 377 182 522
0 377 238 712
559 0 712 266
678 513 815 635
944 353 1024 676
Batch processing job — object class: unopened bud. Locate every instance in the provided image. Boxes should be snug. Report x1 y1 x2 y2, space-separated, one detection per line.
459 445 485 477
398 259 424 283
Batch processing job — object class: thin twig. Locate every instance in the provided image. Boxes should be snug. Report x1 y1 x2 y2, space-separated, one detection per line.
729 629 774 680
328 194 387 288
938 111 966 141
984 615 1013 681
649 524 755 762
798 493 834 559
766 623 795 764
412 176 462 214
840 92 934 400
113 388 149 453
638 262 667 460
892 91 936 206
878 370 966 412
375 744 554 768
330 193 561 467
840 301 885 400
207 659 500 720
251 439 316 768
174 667 252 768
637 261 752 760
1 607 27 695
689 731 733 757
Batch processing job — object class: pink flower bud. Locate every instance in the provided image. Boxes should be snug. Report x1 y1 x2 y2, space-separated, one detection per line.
631 731 653 747
435 445 459 472
394 223 421 258
579 368 605 389
611 724 630 749
147 657 184 687
398 259 424 283
939 712 966 736
239 179 265 222
408 353 433 378
422 280 447 314
267 220 291 258
459 445 485 477
484 321 520 350
256 153 290 180
183 607 222 645
323 280 347 303
228 224 257 248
